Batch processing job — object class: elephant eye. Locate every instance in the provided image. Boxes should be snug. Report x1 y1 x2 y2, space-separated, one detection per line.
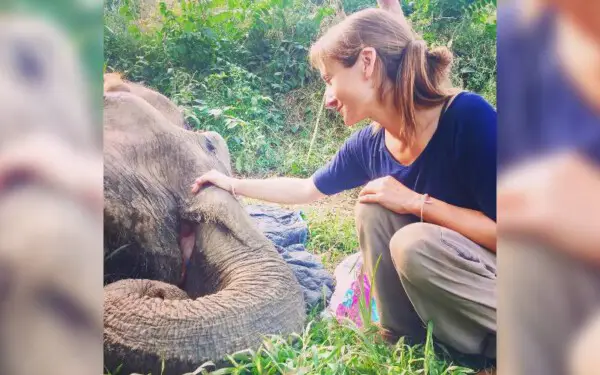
12 43 45 84
0 168 38 197
205 138 216 153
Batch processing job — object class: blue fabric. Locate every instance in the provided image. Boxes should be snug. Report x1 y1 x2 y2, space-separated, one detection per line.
497 8 600 172
312 92 497 221
245 204 334 311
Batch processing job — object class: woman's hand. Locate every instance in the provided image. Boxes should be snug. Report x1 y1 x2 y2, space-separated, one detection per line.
358 176 420 215
377 0 403 14
190 169 236 195
498 152 600 264
361 175 497 251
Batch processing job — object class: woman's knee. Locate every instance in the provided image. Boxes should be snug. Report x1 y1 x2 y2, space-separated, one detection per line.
389 222 441 281
354 202 390 229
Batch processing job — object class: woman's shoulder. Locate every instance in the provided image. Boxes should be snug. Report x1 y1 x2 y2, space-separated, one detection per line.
448 91 496 115
443 92 497 153
445 91 497 133
345 123 384 144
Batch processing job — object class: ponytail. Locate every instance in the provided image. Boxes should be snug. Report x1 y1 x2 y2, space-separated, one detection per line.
394 40 454 145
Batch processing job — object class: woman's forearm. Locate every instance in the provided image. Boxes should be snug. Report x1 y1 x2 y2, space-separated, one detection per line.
233 177 325 205
411 196 497 252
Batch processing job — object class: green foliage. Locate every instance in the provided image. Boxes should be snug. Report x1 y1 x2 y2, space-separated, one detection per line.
407 0 497 105
104 0 496 177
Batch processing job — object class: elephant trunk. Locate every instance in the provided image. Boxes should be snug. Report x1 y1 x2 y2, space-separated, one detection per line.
104 188 306 374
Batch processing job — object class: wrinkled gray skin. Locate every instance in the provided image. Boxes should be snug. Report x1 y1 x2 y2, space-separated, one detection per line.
103 77 306 374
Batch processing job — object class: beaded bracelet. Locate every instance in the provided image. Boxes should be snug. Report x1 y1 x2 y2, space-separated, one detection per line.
230 180 238 199
420 193 432 222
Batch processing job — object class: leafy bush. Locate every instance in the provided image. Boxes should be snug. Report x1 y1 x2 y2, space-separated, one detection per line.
104 0 496 177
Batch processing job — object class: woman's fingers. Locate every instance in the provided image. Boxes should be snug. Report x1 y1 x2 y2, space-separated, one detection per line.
359 179 382 196
190 170 229 194
190 182 201 194
358 193 381 204
190 172 214 194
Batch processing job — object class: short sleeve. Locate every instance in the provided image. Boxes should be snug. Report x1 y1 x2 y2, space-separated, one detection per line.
311 129 370 196
456 96 497 222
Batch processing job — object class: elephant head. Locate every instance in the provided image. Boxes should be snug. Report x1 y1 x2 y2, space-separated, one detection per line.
103 74 306 374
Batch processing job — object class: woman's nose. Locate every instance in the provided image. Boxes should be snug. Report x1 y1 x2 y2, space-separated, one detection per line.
324 90 338 109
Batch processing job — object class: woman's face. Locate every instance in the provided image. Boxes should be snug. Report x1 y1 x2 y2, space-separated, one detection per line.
319 49 379 126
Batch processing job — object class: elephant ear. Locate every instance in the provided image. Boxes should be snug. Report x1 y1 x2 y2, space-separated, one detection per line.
180 186 265 250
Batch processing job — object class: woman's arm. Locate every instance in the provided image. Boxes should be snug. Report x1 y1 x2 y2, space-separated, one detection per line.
190 169 326 205
377 0 404 16
413 195 497 252
192 127 370 205
377 0 414 35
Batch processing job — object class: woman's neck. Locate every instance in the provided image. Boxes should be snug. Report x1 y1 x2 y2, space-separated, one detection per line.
373 100 447 165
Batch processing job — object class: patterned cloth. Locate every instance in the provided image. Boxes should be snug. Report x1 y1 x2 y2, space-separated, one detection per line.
333 256 379 327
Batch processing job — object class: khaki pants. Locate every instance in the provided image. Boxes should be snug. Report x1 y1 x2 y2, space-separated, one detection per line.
498 239 600 375
355 203 496 358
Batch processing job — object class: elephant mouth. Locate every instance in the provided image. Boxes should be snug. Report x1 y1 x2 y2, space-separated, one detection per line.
0 167 38 197
177 219 198 288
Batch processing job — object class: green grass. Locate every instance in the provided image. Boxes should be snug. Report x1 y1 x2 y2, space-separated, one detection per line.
303 207 359 271
197 316 476 374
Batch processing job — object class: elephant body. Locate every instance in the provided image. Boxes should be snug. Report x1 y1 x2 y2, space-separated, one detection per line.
103 76 306 374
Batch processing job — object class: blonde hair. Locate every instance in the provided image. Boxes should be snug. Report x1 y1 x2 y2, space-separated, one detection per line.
309 8 459 145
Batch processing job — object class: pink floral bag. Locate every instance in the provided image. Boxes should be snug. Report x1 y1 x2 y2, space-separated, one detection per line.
334 260 379 328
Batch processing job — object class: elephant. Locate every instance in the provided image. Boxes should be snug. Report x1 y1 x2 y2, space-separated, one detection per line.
103 74 307 374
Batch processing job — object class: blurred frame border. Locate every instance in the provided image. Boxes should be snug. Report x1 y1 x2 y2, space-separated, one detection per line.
497 0 600 375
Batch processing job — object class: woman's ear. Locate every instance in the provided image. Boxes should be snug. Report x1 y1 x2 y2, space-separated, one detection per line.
359 47 377 80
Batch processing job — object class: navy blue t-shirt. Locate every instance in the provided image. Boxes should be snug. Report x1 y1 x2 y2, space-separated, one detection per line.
497 8 600 172
311 92 497 222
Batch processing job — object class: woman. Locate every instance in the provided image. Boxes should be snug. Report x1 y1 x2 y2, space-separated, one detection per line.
191 6 497 361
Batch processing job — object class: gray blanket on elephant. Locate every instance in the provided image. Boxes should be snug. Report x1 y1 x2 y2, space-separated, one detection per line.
245 204 334 310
